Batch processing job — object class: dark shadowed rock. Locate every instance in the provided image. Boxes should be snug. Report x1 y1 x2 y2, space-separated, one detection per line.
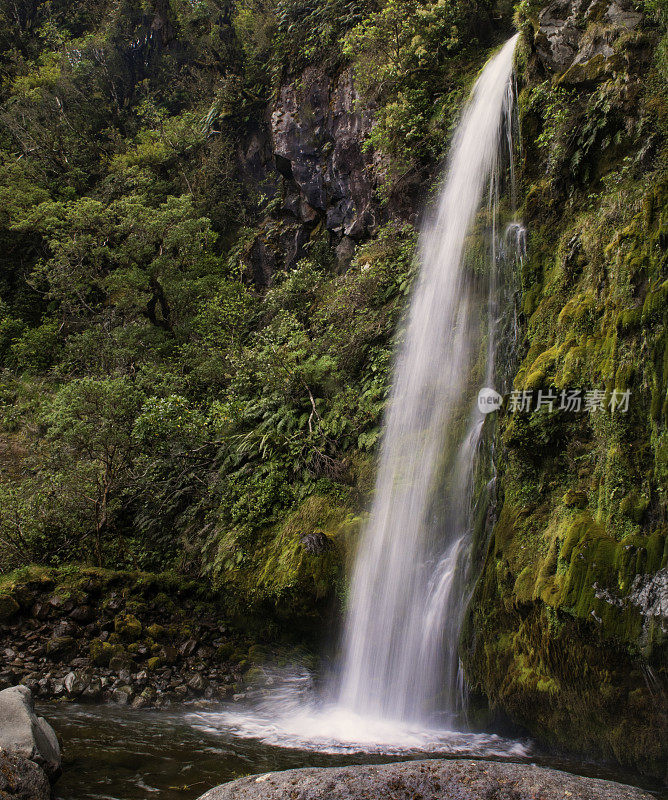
271 67 376 242
196 759 654 800
300 531 332 554
0 595 20 620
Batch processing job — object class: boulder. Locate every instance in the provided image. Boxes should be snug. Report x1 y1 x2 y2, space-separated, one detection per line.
196 759 655 800
0 750 50 800
0 685 61 778
0 594 20 620
63 669 92 698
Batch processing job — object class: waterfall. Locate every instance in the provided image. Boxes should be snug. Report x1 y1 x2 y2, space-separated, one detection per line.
337 34 521 725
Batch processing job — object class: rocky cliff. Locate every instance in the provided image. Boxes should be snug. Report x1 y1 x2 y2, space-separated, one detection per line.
238 66 390 288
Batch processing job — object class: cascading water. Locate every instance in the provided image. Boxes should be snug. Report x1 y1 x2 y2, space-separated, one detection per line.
188 34 529 757
337 33 521 725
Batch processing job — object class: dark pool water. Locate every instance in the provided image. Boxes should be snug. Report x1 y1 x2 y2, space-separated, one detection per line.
42 702 666 800
45 703 429 800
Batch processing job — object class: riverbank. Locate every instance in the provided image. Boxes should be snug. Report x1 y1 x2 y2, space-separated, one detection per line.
0 567 314 708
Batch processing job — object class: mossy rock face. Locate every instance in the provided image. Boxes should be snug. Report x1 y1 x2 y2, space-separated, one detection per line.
146 624 166 640
216 643 235 661
109 654 135 672
247 644 268 663
462 23 668 779
114 614 143 641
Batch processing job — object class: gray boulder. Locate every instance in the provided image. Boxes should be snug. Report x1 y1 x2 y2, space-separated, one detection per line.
0 750 50 800
196 759 654 800
0 685 61 778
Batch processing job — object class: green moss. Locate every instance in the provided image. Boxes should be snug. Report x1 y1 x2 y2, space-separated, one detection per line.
146 656 163 671
114 614 143 641
90 639 124 666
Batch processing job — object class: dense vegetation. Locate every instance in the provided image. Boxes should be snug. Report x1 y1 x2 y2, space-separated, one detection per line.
0 0 505 613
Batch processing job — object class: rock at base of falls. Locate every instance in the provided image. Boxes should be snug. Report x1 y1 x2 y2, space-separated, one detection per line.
196 759 655 800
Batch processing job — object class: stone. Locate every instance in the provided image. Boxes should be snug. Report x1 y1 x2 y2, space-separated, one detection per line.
270 68 375 262
335 236 356 270
108 654 135 673
186 672 208 694
81 677 102 702
0 685 61 778
69 605 93 623
146 623 165 640
195 759 656 800
537 0 647 74
89 639 118 666
45 636 75 657
147 656 164 671
0 594 20 620
179 638 199 657
111 686 133 705
0 750 50 800
557 52 618 85
300 530 331 554
64 670 92 698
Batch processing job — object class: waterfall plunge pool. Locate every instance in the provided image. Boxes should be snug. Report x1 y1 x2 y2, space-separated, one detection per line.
42 697 666 800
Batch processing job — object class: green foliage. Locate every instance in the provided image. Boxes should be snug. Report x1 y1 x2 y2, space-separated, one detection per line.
343 0 495 190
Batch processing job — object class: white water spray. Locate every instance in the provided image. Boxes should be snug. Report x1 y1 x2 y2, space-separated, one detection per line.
337 33 521 724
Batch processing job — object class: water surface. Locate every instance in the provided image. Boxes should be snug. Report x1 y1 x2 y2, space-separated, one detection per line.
44 701 665 800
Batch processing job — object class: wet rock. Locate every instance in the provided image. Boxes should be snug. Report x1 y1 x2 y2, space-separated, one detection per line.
63 669 92 698
0 686 61 778
69 605 93 623
146 623 165 640
179 638 199 658
89 639 119 666
196 759 656 800
300 531 332 554
53 620 78 638
81 676 102 701
109 654 135 673
186 673 208 694
271 68 375 244
536 0 585 70
30 602 50 620
0 750 50 800
536 0 644 73
146 656 164 671
335 236 356 270
111 686 133 705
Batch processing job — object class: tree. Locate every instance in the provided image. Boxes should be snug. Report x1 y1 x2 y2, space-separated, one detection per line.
45 376 143 564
